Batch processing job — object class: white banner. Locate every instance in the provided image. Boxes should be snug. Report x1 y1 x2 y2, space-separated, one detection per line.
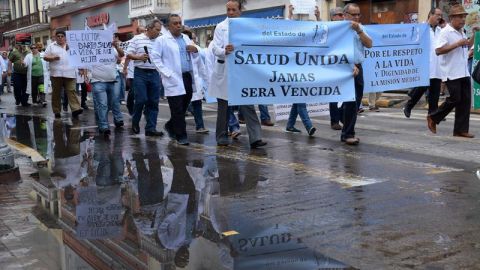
274 103 329 121
66 30 116 67
291 0 316 14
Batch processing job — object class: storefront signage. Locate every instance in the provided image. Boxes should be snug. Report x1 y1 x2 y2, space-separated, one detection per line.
87 12 109 27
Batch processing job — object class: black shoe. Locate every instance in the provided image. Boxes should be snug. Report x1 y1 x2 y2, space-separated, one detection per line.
145 130 164 137
403 107 411 118
72 109 83 118
250 140 267 149
54 113 61 119
132 123 140 134
114 121 124 128
15 100 21 106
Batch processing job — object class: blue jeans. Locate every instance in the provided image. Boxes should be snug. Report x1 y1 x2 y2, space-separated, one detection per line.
286 103 312 131
132 68 160 132
116 71 126 102
228 106 240 132
191 100 205 130
92 81 123 131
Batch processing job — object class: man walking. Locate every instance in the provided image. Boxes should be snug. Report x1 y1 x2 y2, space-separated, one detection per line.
341 3 372 145
126 20 164 136
152 14 206 145
44 29 83 118
427 4 474 138
404 8 443 118
210 0 267 148
329 7 345 130
8 44 30 106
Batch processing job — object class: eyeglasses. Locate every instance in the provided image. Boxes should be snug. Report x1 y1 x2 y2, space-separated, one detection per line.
346 12 362 18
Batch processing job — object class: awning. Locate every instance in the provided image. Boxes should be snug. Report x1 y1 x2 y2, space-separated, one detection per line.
3 24 50 37
184 6 285 29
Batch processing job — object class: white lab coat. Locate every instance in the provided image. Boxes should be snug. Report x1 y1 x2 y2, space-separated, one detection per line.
24 52 50 95
151 31 207 97
208 18 229 101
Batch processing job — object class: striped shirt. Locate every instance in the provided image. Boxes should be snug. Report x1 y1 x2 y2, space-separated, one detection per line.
126 33 158 70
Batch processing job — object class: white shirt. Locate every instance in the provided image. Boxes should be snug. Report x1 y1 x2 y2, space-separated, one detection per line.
45 42 76 78
208 18 230 100
435 23 470 81
90 49 119 82
151 31 206 97
429 25 442 79
126 33 157 70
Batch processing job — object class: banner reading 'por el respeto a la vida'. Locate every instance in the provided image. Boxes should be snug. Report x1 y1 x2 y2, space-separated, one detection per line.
363 23 430 93
227 18 356 106
66 30 116 68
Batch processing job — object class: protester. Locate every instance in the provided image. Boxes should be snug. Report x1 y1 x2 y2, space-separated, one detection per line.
329 7 345 131
341 3 372 145
89 36 125 138
151 15 206 145
404 8 443 118
24 42 47 107
44 29 83 119
8 44 30 106
76 69 89 110
284 4 317 137
209 0 267 148
124 26 146 116
428 4 475 138
182 29 209 134
126 20 164 136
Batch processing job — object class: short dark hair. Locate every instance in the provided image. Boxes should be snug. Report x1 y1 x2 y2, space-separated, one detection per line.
182 29 193 39
167 14 181 25
228 0 243 10
428 8 442 18
55 29 66 36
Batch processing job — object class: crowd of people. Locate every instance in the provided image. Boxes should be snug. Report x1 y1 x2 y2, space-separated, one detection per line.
0 1 476 149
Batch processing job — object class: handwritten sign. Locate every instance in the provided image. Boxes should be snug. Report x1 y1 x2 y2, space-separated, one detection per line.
66 30 116 67
291 0 316 14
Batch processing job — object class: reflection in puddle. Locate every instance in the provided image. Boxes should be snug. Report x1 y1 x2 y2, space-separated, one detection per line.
5 115 354 269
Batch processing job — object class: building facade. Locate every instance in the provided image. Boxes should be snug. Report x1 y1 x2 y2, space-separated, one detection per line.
0 0 49 50
46 0 139 41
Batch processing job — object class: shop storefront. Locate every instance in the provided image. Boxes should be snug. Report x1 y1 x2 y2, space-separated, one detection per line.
50 0 137 42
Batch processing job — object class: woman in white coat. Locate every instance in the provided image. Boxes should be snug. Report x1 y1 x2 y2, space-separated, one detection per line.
24 42 47 106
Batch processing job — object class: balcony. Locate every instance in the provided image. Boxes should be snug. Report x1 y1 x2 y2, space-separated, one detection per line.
129 0 170 19
0 11 50 37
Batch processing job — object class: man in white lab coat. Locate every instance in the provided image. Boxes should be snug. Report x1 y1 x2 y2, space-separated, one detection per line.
152 15 207 145
209 0 267 148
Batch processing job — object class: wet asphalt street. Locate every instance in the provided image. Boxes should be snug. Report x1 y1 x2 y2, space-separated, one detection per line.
0 92 480 270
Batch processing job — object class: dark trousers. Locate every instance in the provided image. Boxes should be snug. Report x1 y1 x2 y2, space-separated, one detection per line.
12 72 28 105
430 77 471 133
166 72 193 141
132 68 160 132
406 78 441 114
31 75 44 103
329 102 341 124
341 64 364 140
